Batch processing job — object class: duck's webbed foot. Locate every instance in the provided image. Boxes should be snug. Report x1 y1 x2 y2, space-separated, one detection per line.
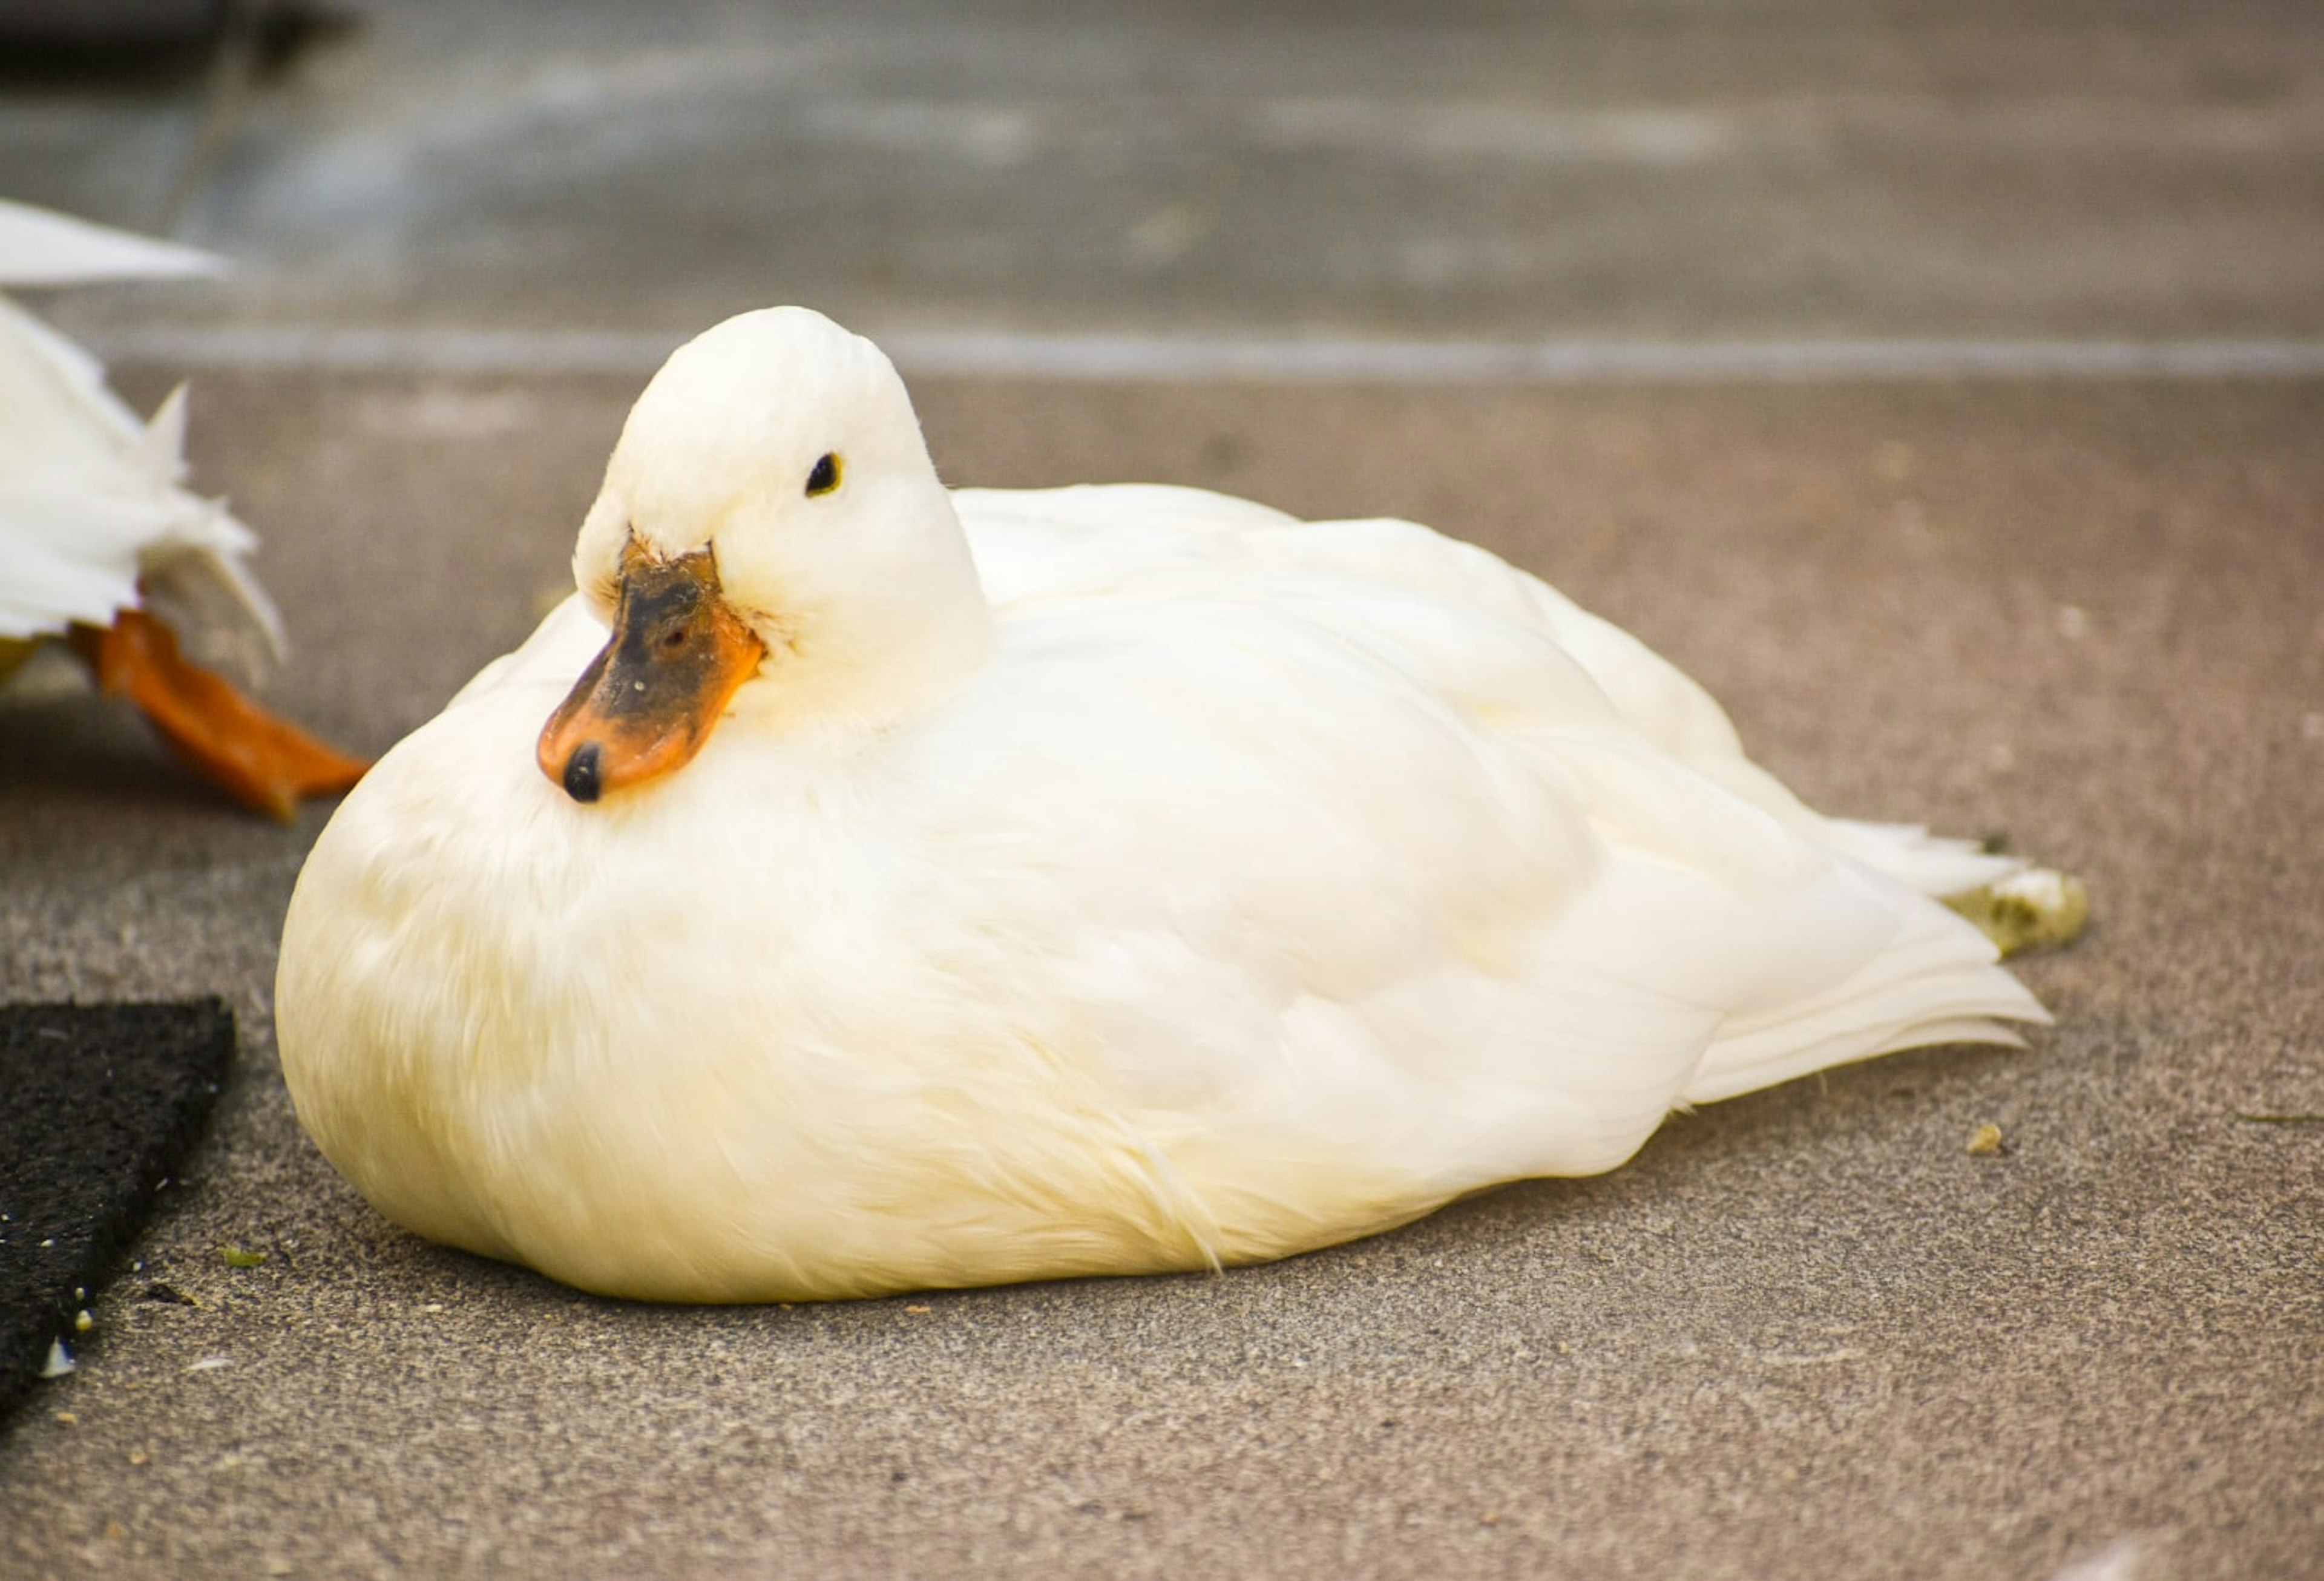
1944 867 2091 958
71 608 370 822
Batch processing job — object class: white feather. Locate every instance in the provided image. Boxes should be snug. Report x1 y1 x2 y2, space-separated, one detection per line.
0 205 280 674
0 197 225 288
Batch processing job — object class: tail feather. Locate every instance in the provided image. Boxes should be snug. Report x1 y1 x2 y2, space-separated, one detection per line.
1820 818 2021 898
1681 888 2046 1105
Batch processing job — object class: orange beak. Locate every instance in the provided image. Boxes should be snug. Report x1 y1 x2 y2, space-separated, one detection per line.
537 544 767 803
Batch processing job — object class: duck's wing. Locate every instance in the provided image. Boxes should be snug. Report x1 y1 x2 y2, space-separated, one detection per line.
956 482 1830 772
959 486 2018 898
925 489 2041 1227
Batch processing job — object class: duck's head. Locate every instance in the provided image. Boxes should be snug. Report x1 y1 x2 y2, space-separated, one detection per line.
539 307 993 803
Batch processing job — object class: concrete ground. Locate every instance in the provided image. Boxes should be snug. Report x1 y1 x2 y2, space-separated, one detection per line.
4 4 2322 1578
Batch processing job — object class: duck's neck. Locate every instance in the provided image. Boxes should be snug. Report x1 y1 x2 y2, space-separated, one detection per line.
734 484 998 739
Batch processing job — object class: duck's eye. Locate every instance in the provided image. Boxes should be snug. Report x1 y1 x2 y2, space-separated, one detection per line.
805 453 841 497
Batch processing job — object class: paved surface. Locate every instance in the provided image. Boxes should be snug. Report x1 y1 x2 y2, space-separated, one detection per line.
4 1 2323 1576
2 367 2320 1578
8 0 2323 343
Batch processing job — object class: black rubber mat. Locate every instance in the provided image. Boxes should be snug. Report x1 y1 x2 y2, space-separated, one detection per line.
0 1000 233 1422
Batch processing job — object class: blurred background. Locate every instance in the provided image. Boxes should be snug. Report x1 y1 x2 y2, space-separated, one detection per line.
6 0 2322 355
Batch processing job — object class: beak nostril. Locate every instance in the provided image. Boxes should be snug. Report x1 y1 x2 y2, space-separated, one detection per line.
563 742 605 803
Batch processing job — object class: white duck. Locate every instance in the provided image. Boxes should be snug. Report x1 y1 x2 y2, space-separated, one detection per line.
0 196 366 817
277 306 2084 1303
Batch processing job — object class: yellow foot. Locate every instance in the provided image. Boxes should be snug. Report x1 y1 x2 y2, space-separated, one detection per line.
1945 867 2091 958
71 608 370 822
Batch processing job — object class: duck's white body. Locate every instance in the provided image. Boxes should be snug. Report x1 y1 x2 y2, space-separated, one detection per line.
0 198 278 680
278 308 2053 1303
